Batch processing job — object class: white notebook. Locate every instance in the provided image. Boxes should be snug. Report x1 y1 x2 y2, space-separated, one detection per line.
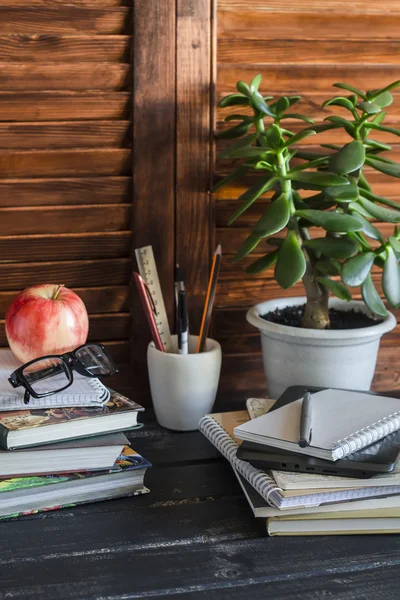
0 349 110 410
198 414 400 510
234 388 400 461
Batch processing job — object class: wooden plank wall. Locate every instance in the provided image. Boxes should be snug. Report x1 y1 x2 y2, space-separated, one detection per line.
214 0 400 404
0 0 132 393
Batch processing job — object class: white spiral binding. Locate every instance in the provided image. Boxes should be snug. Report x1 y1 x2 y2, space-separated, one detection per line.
198 416 282 508
88 378 111 403
333 410 400 460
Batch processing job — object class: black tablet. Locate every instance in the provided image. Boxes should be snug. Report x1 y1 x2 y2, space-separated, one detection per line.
236 386 400 478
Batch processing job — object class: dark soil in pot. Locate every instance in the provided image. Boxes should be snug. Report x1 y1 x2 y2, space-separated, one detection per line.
261 305 383 330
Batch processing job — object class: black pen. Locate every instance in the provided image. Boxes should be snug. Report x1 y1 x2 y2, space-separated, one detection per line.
298 392 313 448
177 290 188 355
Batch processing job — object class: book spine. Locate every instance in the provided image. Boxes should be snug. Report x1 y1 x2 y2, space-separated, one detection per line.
0 425 9 450
198 416 283 509
333 410 400 460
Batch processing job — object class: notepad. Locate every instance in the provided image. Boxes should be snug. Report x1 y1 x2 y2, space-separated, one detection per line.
0 349 110 410
234 388 400 461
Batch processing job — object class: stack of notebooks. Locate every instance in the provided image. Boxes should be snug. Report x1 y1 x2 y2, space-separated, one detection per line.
0 349 150 520
199 387 400 536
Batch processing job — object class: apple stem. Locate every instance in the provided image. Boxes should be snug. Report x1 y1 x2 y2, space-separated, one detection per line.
53 284 65 300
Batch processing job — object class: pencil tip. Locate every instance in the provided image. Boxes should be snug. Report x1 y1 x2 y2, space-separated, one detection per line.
215 244 222 254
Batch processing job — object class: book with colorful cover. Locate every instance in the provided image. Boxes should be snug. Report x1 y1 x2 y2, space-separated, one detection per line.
0 390 144 449
0 446 151 520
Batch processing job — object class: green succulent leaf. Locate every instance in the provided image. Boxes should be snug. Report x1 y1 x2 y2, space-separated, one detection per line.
389 236 400 252
359 196 400 223
361 188 400 210
308 122 342 133
246 249 279 274
324 116 356 136
358 172 372 191
368 80 400 100
267 237 284 248
251 92 275 116
361 274 388 317
282 129 316 147
224 114 252 122
316 276 352 302
275 230 306 289
274 96 290 115
250 74 262 93
364 139 392 152
341 252 375 287
215 121 253 139
225 146 272 159
233 232 262 263
365 156 400 178
254 193 291 237
279 113 315 124
367 90 393 108
288 171 349 186
315 259 341 276
324 183 358 202
228 177 278 225
265 124 282 149
356 101 381 114
218 94 250 108
333 82 367 100
303 237 360 259
328 140 365 175
382 245 400 307
348 210 385 243
294 210 363 232
217 133 259 159
366 123 400 137
236 81 251 96
322 96 356 112
289 156 328 173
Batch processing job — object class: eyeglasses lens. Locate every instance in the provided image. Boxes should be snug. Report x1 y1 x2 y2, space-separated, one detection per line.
75 344 114 376
22 357 70 395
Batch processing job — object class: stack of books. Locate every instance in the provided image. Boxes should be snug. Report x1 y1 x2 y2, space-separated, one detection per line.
199 388 400 536
0 350 150 520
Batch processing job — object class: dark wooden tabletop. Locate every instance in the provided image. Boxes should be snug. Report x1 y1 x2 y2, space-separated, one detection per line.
2 412 400 600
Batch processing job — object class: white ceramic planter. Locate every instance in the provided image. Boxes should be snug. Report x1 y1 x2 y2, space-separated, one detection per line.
247 297 397 399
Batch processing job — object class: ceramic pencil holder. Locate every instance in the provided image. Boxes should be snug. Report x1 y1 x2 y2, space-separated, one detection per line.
147 334 222 431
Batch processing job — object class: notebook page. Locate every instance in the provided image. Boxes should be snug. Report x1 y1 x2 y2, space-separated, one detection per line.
235 389 400 451
0 349 109 409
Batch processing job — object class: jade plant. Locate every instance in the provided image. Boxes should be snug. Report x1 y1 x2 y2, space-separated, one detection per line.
215 76 400 329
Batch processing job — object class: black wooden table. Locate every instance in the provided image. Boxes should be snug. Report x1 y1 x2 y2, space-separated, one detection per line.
2 412 400 599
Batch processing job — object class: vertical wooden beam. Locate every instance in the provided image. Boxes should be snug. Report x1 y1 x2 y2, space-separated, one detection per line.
132 0 176 404
176 0 214 334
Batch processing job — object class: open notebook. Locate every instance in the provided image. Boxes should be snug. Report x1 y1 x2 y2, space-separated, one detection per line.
0 349 110 410
234 388 400 461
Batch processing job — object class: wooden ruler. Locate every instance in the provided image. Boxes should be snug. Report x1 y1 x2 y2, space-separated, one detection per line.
135 245 172 352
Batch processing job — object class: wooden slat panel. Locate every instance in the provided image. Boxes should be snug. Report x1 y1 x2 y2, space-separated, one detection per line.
0 121 130 149
0 35 130 62
218 10 400 40
218 0 400 12
0 204 131 234
0 1 131 6
0 177 130 206
0 231 131 261
0 148 130 177
88 313 130 341
0 92 130 121
0 285 130 317
219 40 400 64
176 0 212 332
0 63 130 91
0 259 131 290
0 8 131 35
218 65 400 95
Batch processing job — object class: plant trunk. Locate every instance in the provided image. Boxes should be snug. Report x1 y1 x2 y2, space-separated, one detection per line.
302 275 330 329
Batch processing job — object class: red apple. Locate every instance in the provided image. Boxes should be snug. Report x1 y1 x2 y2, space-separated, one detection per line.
5 284 89 363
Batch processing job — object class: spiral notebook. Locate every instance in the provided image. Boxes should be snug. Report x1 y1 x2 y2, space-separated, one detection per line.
234 388 400 461
199 412 400 510
0 349 110 410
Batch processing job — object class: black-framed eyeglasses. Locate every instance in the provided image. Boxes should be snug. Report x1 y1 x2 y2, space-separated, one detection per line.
8 343 118 404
